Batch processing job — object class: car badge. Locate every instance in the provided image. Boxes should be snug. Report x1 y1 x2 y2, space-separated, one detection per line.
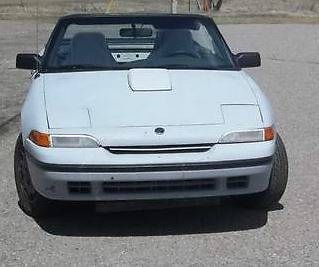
155 127 165 135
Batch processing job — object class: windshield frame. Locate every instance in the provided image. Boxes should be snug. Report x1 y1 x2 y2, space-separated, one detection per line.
40 14 238 73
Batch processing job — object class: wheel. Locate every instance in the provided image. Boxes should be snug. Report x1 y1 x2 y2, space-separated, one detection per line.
14 134 55 218
239 134 288 209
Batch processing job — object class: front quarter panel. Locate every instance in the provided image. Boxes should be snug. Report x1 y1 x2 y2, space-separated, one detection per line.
241 72 275 128
21 75 48 145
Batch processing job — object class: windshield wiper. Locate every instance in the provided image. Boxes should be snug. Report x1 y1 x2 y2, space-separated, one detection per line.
49 64 117 71
150 64 220 70
152 64 192 69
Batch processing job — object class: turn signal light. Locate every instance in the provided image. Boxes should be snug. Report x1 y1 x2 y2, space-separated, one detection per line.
264 127 275 141
29 130 51 148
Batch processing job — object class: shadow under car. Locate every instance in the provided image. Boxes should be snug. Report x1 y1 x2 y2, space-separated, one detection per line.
34 199 284 237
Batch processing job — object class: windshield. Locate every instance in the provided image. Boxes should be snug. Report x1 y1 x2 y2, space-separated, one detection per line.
43 15 235 72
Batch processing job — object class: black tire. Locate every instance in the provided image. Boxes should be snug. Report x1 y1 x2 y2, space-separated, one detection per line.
14 134 55 218
239 134 288 209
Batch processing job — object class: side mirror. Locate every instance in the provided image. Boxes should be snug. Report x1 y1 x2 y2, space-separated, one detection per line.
234 52 261 68
16 53 41 70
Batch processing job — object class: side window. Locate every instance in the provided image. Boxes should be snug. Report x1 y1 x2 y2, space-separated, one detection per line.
191 25 215 54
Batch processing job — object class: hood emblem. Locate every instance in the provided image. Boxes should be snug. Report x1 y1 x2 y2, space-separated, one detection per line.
155 127 165 135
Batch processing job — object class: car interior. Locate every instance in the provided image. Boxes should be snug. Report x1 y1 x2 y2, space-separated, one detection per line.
50 22 231 69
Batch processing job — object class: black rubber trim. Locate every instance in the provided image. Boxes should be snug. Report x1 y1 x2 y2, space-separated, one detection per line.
105 144 213 154
27 154 273 173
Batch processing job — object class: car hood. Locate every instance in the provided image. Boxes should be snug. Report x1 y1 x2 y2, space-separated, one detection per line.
43 69 257 131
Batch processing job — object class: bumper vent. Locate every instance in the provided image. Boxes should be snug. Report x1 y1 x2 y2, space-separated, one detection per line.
102 178 217 193
68 182 91 194
105 144 213 154
226 176 249 189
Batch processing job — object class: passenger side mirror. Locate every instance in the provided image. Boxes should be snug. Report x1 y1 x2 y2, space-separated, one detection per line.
234 52 261 68
16 53 41 70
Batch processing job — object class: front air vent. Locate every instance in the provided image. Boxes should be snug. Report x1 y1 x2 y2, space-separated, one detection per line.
226 176 249 189
102 178 217 194
68 182 91 194
105 144 213 154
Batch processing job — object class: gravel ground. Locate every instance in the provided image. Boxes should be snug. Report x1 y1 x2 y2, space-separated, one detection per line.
0 21 319 266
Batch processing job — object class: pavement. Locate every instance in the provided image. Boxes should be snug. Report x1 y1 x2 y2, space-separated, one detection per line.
0 21 319 266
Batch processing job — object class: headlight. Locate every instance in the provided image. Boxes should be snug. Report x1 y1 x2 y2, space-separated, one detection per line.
29 131 100 148
51 135 100 148
219 127 275 144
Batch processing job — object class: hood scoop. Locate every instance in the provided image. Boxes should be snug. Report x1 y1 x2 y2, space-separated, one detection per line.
128 69 172 91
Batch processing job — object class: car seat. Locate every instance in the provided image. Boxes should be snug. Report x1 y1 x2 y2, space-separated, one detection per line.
71 32 116 67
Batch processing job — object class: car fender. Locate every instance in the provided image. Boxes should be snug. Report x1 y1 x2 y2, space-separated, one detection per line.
21 76 48 145
240 71 275 128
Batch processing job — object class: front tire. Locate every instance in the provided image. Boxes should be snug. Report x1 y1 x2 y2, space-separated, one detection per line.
239 134 288 209
14 134 55 218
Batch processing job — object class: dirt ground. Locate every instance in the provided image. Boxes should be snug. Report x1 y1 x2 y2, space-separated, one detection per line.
0 0 319 21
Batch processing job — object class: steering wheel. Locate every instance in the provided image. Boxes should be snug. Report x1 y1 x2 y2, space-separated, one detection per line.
166 50 199 58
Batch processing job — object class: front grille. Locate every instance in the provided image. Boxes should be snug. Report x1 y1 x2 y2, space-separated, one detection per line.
68 182 91 194
105 144 213 154
102 178 217 193
66 176 250 195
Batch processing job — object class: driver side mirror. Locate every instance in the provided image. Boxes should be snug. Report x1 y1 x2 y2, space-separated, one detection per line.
16 53 41 70
234 52 261 68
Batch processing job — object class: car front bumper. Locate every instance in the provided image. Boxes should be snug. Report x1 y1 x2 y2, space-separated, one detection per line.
25 140 275 201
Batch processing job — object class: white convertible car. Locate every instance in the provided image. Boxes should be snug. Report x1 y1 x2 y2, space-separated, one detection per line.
15 14 288 217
